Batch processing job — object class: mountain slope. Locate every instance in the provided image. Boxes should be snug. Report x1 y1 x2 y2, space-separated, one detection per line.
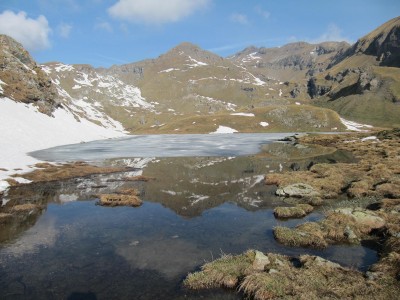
310 17 400 126
0 35 59 114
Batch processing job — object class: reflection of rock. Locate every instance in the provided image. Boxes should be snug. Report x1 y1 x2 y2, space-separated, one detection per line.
116 238 207 279
276 183 320 198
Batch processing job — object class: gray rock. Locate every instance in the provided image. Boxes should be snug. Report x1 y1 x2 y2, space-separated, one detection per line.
276 183 320 198
252 250 270 271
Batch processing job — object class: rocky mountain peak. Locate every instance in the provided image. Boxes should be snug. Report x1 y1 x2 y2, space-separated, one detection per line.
343 16 400 67
0 34 59 115
161 42 223 64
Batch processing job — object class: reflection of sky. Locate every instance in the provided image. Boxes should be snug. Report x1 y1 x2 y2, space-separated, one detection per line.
116 237 208 279
3 216 59 257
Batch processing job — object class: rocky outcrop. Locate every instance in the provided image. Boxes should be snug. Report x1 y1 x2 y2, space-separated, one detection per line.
0 35 59 114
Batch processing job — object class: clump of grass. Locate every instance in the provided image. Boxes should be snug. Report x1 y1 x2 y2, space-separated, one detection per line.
274 223 327 249
183 250 255 289
273 204 314 219
274 207 387 248
185 251 400 299
124 175 155 182
98 194 142 207
16 162 127 183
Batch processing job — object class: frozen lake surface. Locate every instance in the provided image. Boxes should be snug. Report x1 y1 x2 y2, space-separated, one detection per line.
30 133 295 162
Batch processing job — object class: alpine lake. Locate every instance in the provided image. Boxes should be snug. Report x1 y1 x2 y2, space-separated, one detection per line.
0 133 378 299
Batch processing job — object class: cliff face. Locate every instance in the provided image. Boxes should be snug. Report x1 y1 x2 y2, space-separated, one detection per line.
0 35 59 114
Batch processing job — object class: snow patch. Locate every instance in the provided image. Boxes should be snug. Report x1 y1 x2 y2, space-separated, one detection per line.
159 68 180 73
230 113 255 117
186 56 208 67
210 126 238 134
340 117 373 132
361 136 378 142
0 97 126 192
0 79 6 93
259 122 269 127
54 64 74 72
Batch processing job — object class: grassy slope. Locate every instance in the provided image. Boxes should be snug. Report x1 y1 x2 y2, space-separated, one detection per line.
132 105 345 134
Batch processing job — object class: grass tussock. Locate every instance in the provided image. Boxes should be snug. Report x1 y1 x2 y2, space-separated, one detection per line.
15 162 127 183
185 251 400 299
274 223 327 249
124 175 155 182
183 250 255 289
274 208 386 248
98 194 142 207
274 204 314 219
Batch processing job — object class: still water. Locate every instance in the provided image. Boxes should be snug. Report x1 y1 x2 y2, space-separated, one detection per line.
0 134 376 299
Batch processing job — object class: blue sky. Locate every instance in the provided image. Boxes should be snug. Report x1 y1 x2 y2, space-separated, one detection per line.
1 0 399 67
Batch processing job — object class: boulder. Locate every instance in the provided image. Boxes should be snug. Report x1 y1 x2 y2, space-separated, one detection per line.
252 250 270 271
276 183 320 198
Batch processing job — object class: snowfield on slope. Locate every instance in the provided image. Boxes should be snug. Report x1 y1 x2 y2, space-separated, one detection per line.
0 97 126 192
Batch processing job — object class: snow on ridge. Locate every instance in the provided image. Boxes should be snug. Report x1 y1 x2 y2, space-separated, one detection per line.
159 68 180 73
0 97 126 192
186 55 208 67
210 125 238 134
340 117 373 132
54 63 74 72
230 112 255 117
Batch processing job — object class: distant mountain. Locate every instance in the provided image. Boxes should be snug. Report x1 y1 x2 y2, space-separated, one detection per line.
309 16 400 127
3 17 400 134
43 41 347 133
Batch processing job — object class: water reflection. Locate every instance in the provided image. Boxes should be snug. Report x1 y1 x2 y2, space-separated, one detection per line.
0 141 371 299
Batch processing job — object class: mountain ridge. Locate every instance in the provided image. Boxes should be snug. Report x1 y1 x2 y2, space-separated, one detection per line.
1 16 400 132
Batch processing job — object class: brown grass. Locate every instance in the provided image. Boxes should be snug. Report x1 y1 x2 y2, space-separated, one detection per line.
15 162 127 183
98 194 142 207
274 223 327 249
124 175 155 182
185 251 400 299
273 204 314 219
11 203 41 212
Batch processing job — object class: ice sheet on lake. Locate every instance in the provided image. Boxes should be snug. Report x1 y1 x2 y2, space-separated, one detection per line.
30 133 295 162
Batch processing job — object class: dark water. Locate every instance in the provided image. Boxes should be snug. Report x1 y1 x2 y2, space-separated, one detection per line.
0 135 376 299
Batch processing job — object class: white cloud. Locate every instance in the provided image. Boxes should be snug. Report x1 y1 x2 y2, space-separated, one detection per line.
95 21 113 33
255 6 270 19
230 13 248 25
311 23 351 43
0 10 51 51
58 23 72 38
108 0 210 24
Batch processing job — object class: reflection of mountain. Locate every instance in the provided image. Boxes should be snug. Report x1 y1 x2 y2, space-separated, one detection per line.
141 144 356 217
